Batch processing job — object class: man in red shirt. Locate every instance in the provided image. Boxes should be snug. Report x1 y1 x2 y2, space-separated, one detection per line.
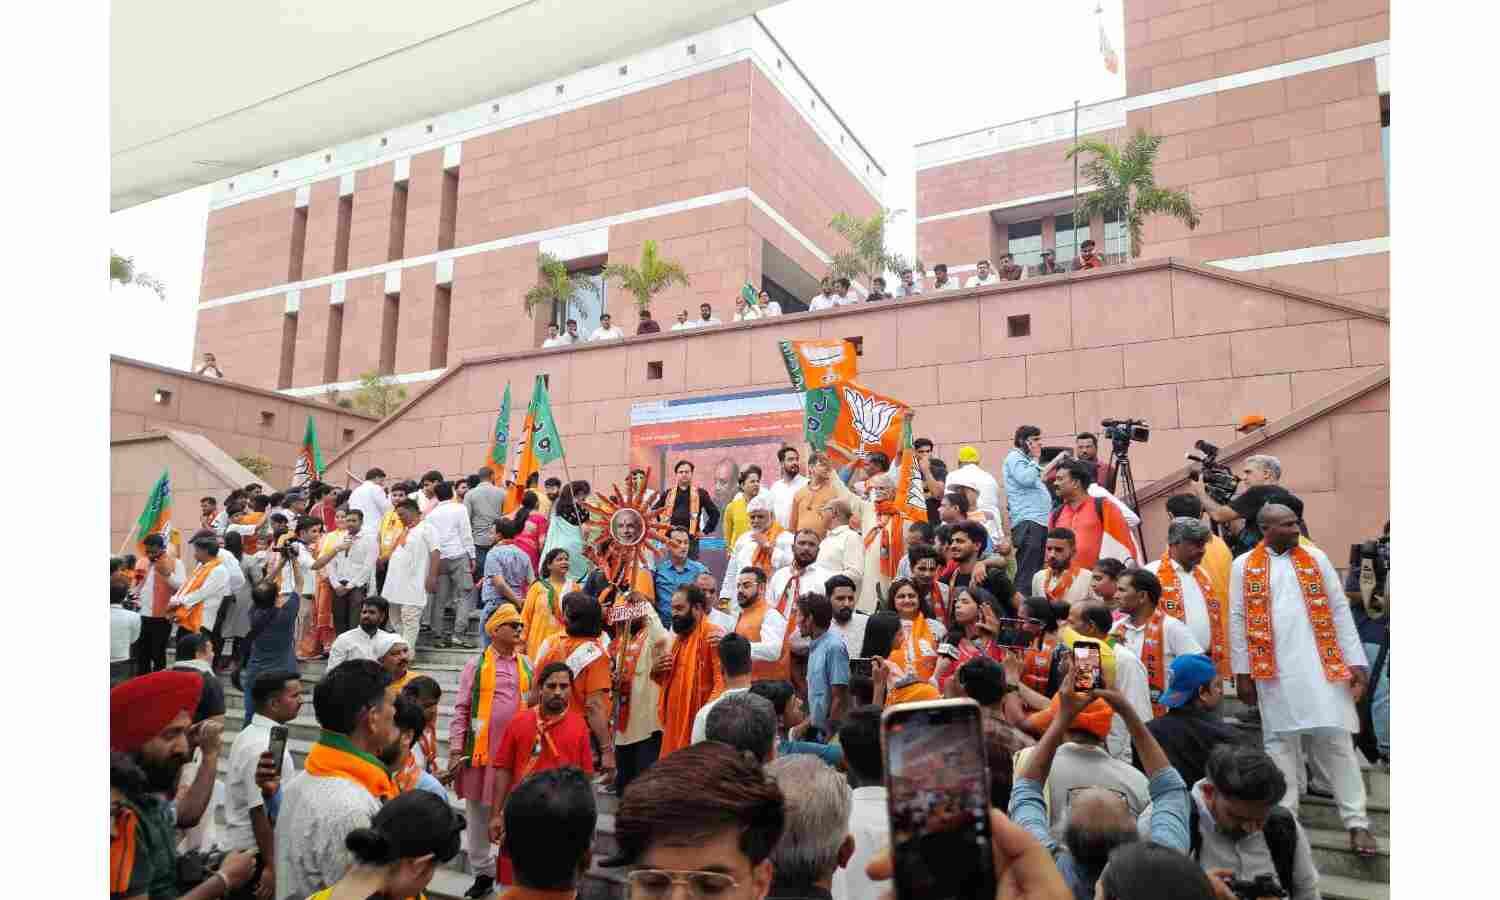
1048 460 1141 573
488 662 594 854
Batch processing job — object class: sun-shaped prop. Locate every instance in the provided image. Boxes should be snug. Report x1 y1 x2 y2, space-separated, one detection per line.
580 467 671 613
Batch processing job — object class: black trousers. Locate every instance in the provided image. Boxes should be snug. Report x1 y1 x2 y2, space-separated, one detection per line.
332 587 366 635
615 731 662 795
135 616 172 676
1012 520 1049 600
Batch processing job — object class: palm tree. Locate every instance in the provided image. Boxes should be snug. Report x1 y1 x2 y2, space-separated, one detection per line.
523 252 600 320
1065 130 1201 258
827 208 921 289
602 240 691 312
110 252 166 300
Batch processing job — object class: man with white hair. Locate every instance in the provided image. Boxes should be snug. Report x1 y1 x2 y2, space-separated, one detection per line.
853 472 905 614
1196 453 1307 556
720 493 793 603
765 754 855 900
1145 517 1226 670
815 498 865 596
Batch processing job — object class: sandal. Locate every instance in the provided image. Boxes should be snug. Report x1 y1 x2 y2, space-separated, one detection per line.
1349 827 1379 858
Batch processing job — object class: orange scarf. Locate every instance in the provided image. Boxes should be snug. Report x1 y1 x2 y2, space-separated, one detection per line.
1158 552 1229 676
751 523 786 573
668 485 702 537
775 568 810 616
889 615 937 681
378 510 407 561
1023 635 1056 694
173 557 222 632
655 615 724 756
304 730 398 801
1042 566 1081 602
109 806 138 894
395 749 423 793
1112 610 1169 717
1243 543 1350 683
612 626 651 733
518 710 569 781
863 506 907 580
468 651 532 766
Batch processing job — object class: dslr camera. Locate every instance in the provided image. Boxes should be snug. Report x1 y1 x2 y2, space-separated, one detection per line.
1100 418 1150 456
1185 440 1240 505
1225 874 1287 900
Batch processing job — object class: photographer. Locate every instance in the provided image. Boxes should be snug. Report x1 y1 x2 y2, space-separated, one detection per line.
1194 455 1305 556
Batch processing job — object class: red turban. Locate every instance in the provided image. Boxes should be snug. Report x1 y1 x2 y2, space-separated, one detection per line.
110 671 204 753
1024 692 1114 741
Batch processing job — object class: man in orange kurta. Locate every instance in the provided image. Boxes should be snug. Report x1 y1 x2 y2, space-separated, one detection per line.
652 584 724 757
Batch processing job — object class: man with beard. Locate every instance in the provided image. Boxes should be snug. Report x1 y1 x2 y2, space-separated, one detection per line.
326 595 392 671
766 445 808 530
945 521 1018 618
720 494 791 603
274 658 400 898
1033 528 1093 607
534 592 616 781
109 671 257 899
768 530 828 692
486 663 595 852
906 543 949 622
1009 668 1190 899
652 584 726 757
712 566 789 683
651 460 720 560
828 574 869 658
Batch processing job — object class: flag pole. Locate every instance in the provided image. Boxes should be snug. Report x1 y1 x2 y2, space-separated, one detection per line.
116 522 139 556
1073 98 1080 259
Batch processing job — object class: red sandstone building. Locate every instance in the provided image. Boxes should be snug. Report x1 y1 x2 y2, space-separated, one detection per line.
192 17 883 398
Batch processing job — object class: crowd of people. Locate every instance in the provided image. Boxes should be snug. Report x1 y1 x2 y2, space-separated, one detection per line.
108 423 1389 900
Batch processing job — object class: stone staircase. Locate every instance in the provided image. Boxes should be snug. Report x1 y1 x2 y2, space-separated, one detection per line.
191 650 1387 900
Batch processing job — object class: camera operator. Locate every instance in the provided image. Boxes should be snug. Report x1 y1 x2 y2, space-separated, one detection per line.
1074 432 1118 494
1194 455 1305 556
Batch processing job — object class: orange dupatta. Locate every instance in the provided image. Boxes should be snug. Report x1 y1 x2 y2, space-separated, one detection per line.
1022 635 1056 694
109 806 138 894
304 730 398 801
1158 551 1229 676
1041 566 1081 602
172 557 222 632
862 506 907 580
750 523 786 573
889 614 937 681
667 485 702 537
1243 543 1350 683
1111 610 1169 716
655 616 724 756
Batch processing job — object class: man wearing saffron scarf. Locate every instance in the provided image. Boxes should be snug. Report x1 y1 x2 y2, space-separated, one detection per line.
450 606 531 898
534 592 617 781
487 663 595 869
1031 528 1092 607
715 566 789 682
719 494 792 604
274 658 401 898
1109 568 1203 716
609 593 669 796
168 535 229 642
650 460 720 560
652 584 726 757
1145 517 1229 673
1230 504 1377 858
854 472 910 614
110 672 258 900
374 480 410 594
1049 459 1141 570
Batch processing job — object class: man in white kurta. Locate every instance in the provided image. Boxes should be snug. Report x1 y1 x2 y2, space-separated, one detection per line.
1031 529 1093 606
815 498 866 594
715 567 789 674
1144 518 1216 650
719 496 794 604
1230 504 1373 847
383 501 440 649
768 530 829 617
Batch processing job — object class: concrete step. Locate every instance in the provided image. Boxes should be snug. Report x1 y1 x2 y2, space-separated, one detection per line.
1304 827 1389 883
1319 873 1391 900
1299 794 1390 835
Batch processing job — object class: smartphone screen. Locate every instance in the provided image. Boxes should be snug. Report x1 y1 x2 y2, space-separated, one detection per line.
850 657 874 680
1073 641 1103 691
266 725 289 777
994 618 1030 648
882 699 996 900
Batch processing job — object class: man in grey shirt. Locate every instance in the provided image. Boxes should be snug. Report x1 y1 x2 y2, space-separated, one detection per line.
464 469 507 636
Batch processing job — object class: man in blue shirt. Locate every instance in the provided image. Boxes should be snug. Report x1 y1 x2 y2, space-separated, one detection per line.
652 526 707 629
1009 668 1190 900
796 592 850 736
1004 424 1069 596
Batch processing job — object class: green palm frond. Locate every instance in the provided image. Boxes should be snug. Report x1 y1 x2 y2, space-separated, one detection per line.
110 251 167 300
827 208 914 286
524 252 598 316
603 240 691 311
1064 130 1201 257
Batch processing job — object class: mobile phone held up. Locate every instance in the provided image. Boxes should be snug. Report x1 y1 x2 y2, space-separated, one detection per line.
850 657 875 681
882 698 997 900
1072 640 1104 692
266 725 290 777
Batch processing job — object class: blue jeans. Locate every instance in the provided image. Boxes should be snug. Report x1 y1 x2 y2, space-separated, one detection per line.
1364 641 1389 758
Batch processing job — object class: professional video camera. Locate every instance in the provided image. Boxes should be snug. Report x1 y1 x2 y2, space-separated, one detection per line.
1185 439 1240 505
1100 418 1149 455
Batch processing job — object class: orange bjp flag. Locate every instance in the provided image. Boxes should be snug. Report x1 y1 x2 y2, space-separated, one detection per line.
804 380 911 467
779 339 858 391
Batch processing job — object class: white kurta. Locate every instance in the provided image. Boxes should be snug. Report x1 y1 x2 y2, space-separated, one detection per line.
1106 643 1155 762
719 530 794 601
385 520 438 608
765 475 808 530
715 602 789 663
767 564 829 617
816 525 865 590
1031 567 1094 606
1229 545 1367 734
1114 613 1204 681
1145 558 1213 650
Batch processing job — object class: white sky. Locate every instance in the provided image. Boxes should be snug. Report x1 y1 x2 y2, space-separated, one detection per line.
108 0 1123 371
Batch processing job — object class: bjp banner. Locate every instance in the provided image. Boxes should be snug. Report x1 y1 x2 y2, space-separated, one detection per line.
779 339 858 391
890 446 930 521
803 380 911 466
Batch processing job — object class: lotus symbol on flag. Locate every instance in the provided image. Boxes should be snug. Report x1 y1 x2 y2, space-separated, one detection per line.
844 387 899 446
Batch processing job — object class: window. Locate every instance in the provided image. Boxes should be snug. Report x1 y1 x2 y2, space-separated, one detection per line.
1102 209 1126 261
1054 213 1087 266
1007 219 1043 270
334 195 352 273
646 361 664 380
260 411 276 427
288 207 308 281
342 428 356 443
438 169 458 252
1380 94 1390 199
552 267 609 338
1007 314 1031 338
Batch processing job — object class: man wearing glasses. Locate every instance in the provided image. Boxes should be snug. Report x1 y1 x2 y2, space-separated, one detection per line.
606 741 784 899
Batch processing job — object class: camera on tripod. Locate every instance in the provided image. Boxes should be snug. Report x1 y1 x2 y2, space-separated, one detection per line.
1185 439 1240 504
1100 418 1150 455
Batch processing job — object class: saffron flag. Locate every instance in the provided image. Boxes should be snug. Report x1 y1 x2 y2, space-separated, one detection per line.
293 415 325 487
134 469 174 557
487 383 512 486
1099 20 1119 74
890 446 929 521
779 339 858 391
804 380 911 466
508 375 565 509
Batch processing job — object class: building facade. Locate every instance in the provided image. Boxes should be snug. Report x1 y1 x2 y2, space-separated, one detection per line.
193 17 883 398
915 0 1388 308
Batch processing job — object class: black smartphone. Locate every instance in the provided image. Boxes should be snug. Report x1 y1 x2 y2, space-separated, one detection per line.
850 657 875 680
1072 640 1103 691
882 698 996 900
994 618 1030 648
266 725 289 777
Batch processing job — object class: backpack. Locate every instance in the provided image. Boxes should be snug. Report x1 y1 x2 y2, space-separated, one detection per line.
1189 803 1299 894
1048 496 1106 531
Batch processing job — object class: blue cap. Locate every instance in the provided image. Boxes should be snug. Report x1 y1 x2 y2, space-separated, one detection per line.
1159 654 1217 709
